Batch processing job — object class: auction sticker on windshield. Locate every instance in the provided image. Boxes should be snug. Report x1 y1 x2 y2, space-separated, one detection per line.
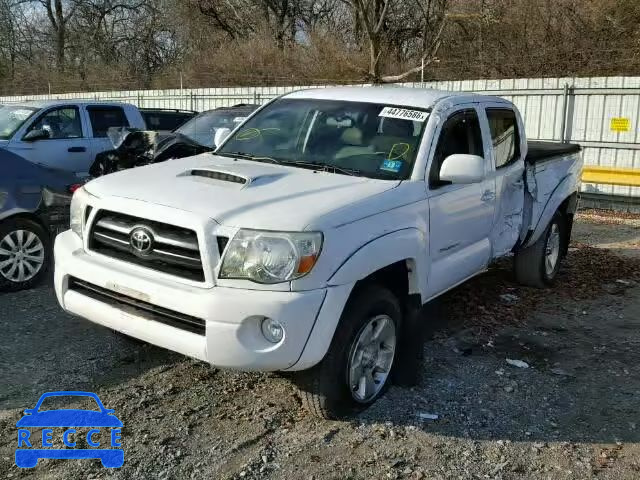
379 107 428 122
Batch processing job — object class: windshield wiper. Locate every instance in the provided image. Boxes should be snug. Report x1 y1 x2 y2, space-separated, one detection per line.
219 151 282 165
279 160 360 176
218 153 361 176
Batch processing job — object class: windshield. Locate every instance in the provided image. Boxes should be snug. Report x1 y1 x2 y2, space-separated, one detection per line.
0 106 39 140
217 99 429 180
176 110 250 148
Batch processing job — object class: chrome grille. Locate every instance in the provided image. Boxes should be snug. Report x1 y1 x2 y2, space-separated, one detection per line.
88 210 205 282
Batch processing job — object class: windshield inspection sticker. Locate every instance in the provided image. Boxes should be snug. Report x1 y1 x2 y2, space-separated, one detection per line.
379 107 429 122
380 159 403 173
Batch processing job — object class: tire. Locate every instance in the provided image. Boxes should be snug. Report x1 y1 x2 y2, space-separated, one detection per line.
0 218 51 292
514 211 566 288
297 284 402 419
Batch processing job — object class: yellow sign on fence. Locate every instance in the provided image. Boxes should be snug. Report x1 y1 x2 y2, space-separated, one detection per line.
610 117 631 132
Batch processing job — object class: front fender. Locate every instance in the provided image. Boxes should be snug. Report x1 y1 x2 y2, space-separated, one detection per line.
288 228 428 371
327 228 428 300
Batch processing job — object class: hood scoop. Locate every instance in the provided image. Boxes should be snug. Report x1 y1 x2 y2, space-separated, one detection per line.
190 169 247 185
179 162 289 188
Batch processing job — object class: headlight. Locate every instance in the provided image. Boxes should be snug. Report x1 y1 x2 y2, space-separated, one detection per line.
69 186 94 237
219 229 323 284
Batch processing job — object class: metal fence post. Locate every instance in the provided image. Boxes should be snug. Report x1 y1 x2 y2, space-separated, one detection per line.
559 83 570 143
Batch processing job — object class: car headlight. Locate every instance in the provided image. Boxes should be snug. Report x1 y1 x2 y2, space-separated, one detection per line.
69 186 94 237
219 229 323 284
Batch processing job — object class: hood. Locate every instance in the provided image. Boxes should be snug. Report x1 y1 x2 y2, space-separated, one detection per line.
85 154 400 230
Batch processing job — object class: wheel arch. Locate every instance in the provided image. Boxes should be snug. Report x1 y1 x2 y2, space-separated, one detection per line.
0 206 51 237
290 230 427 372
327 228 427 303
524 176 579 249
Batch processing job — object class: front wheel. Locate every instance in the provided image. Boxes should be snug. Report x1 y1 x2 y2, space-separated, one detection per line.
297 284 401 419
514 211 566 288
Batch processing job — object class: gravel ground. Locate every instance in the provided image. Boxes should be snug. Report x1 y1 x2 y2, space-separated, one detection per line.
1 210 639 479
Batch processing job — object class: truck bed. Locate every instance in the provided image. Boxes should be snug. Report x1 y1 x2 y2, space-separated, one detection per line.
526 141 581 164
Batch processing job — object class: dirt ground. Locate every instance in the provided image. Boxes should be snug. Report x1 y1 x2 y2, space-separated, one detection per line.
1 210 639 480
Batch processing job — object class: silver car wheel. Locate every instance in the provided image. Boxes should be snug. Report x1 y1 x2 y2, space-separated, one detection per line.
348 314 396 403
0 229 45 283
544 223 561 276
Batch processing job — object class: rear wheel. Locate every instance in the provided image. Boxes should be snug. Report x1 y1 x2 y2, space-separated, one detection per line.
297 284 401 419
514 211 565 288
0 218 50 292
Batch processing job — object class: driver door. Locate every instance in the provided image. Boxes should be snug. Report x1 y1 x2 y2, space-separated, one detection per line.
425 106 497 298
9 106 92 173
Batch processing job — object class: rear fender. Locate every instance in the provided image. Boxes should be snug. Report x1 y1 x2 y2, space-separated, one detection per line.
524 174 576 248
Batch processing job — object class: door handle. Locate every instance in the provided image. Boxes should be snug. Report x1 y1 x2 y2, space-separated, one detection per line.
68 146 86 153
481 190 496 202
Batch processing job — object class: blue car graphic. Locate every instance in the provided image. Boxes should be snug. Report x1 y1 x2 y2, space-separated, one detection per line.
15 391 123 468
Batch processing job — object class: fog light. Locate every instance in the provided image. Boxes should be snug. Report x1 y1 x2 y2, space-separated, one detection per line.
261 317 284 343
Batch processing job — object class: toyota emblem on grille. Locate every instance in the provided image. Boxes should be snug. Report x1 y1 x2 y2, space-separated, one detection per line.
130 227 154 254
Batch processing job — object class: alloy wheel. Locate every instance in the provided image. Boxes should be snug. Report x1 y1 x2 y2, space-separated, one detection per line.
544 223 561 276
347 314 396 403
0 229 45 283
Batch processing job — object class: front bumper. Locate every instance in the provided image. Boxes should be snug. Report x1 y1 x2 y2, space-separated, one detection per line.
54 230 334 371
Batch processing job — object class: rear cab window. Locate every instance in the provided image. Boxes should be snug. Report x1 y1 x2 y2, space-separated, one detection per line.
142 111 193 131
87 106 130 138
486 108 520 168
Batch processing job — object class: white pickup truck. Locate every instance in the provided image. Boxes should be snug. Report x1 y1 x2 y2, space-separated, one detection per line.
54 87 583 418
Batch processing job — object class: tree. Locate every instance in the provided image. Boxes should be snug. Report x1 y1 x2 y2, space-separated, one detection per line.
345 0 449 82
193 0 314 48
37 0 79 71
0 0 18 79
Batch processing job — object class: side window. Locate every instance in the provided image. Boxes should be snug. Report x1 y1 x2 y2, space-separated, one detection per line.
429 109 484 188
487 108 520 168
29 107 82 139
87 106 129 138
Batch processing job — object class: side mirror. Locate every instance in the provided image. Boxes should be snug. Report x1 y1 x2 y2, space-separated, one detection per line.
23 129 51 142
439 154 485 184
213 128 232 149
